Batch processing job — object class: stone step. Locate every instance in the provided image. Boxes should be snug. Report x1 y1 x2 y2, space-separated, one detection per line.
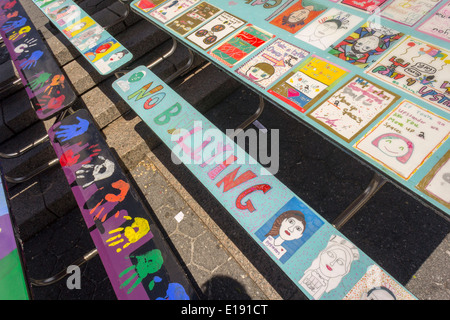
103 62 240 170
1 88 40 135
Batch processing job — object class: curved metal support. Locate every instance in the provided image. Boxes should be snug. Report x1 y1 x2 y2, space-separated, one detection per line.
333 173 387 230
102 0 131 31
30 248 98 287
0 78 22 94
4 158 60 184
164 48 195 84
228 95 265 139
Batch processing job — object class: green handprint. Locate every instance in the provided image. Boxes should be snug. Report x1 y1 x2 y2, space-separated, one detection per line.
28 72 52 91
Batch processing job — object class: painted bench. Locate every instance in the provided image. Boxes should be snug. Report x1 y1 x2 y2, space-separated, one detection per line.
31 0 133 75
47 108 198 300
112 65 418 300
0 166 31 300
0 0 77 120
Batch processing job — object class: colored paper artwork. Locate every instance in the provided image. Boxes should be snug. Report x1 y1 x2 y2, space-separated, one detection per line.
381 0 442 27
417 1 450 42
366 36 450 114
62 16 95 38
236 39 309 89
295 8 363 50
186 11 246 50
344 265 417 300
133 0 166 12
149 0 200 23
254 197 324 264
329 21 404 68
208 24 274 67
269 0 328 34
416 150 450 209
268 55 348 113
307 76 399 142
166 1 221 35
354 100 449 180
340 0 388 12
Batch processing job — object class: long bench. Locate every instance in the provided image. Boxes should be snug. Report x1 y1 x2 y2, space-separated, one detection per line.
112 65 418 300
0 165 30 299
47 108 198 300
0 0 77 120
32 0 133 75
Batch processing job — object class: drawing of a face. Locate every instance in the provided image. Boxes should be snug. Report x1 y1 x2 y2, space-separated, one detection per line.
246 63 275 82
279 217 305 241
108 51 126 62
361 287 397 300
318 247 348 278
314 20 341 38
286 6 314 25
352 35 380 54
129 71 146 83
378 136 409 158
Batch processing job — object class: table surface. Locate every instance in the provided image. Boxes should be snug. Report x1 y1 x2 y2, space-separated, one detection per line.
129 0 450 218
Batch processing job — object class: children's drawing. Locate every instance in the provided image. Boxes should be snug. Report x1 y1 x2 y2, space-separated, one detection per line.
417 1 450 42
416 150 450 208
307 76 399 142
255 197 324 264
269 0 328 34
298 234 360 300
133 0 166 12
84 37 121 63
62 16 95 38
70 25 104 49
340 0 388 12
329 21 404 68
354 100 449 179
344 265 417 300
381 0 442 27
93 49 130 74
295 8 363 50
235 38 309 89
208 24 274 67
268 55 348 113
366 36 450 114
186 11 246 50
166 1 220 35
149 0 200 23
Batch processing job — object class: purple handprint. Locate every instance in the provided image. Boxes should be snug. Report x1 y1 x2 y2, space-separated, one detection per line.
1 16 27 33
19 50 43 70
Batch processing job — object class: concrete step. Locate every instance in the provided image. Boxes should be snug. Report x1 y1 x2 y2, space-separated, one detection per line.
103 62 241 170
1 88 40 135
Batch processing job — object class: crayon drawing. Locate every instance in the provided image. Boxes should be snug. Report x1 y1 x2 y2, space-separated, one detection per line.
166 1 220 35
417 1 450 42
381 0 442 27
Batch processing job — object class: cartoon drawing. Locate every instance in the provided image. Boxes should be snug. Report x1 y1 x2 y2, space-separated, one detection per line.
245 62 275 83
361 286 397 300
119 249 164 294
329 21 403 68
371 133 414 163
93 49 129 74
269 0 327 34
166 1 220 35
299 235 360 300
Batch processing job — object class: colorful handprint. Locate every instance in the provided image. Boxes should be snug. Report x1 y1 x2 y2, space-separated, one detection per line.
18 50 43 70
55 116 90 142
106 216 150 253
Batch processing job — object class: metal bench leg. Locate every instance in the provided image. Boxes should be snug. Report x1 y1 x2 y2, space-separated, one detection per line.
332 173 386 230
102 0 131 31
30 248 98 287
0 78 22 94
0 108 71 159
3 157 60 184
164 47 195 84
228 95 265 139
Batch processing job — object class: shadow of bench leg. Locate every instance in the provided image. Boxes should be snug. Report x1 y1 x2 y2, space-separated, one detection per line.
332 173 386 230
228 95 265 139
30 248 98 287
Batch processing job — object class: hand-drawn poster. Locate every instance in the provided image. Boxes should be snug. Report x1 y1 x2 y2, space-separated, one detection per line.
366 36 450 114
186 11 246 50
381 0 442 26
62 16 96 38
208 24 274 67
235 39 309 89
329 21 404 68
307 76 399 142
295 8 363 50
269 0 328 34
417 1 450 42
166 1 221 35
149 0 200 23
268 55 348 113
344 265 417 300
340 0 388 12
416 150 450 209
133 0 166 12
354 100 450 180
254 197 324 264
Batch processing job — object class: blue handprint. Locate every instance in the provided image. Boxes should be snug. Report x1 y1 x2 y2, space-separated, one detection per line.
1 17 27 33
55 117 90 142
19 50 43 70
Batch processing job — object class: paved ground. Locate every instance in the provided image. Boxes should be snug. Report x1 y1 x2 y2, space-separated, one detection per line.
0 0 449 301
